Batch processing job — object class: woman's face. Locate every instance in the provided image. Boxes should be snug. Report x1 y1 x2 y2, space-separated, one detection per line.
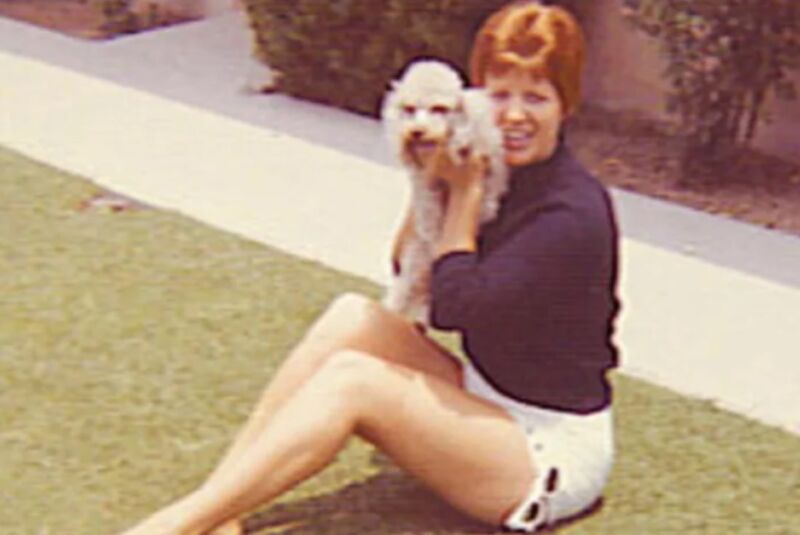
485 68 564 167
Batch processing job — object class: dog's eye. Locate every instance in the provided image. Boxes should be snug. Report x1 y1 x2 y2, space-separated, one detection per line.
430 105 450 115
402 105 416 116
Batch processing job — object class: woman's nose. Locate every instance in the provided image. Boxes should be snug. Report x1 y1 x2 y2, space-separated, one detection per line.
504 97 528 122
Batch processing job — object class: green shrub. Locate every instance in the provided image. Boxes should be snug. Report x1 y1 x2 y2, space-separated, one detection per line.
621 0 800 182
242 0 514 116
91 0 188 38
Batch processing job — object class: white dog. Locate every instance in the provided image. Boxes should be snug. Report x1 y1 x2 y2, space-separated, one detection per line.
381 59 509 325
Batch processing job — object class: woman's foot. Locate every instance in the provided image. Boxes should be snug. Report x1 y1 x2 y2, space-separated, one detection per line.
208 519 244 535
119 493 204 535
119 514 182 535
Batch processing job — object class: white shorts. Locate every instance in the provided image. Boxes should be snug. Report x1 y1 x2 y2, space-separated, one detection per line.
463 362 614 533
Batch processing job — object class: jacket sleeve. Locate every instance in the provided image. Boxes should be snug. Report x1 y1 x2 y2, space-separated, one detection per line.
429 205 594 331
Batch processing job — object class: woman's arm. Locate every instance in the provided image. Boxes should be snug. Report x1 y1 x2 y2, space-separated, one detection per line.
431 149 487 258
435 183 483 257
430 206 593 331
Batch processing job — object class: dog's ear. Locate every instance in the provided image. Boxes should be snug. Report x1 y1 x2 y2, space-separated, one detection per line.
381 85 400 121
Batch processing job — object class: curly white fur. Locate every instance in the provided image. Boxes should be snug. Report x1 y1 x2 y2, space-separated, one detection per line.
381 59 509 324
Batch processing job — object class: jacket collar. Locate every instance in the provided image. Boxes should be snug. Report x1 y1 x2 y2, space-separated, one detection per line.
508 136 571 195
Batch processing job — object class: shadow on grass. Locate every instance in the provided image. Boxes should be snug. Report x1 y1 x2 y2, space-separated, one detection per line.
242 455 605 535
242 460 496 534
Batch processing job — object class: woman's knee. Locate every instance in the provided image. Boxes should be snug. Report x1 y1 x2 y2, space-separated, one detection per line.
311 349 388 400
327 292 377 319
302 292 388 346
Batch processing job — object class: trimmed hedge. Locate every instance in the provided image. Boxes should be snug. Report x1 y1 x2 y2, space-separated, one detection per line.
242 0 513 116
92 0 138 35
91 0 195 38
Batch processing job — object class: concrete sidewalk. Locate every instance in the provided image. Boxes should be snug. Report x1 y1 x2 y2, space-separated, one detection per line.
2 14 799 435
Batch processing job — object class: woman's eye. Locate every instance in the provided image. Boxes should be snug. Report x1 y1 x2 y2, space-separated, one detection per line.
491 91 509 102
402 105 416 116
430 105 450 115
524 92 546 104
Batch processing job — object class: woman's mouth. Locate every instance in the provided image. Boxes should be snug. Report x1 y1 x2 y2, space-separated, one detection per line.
503 129 534 151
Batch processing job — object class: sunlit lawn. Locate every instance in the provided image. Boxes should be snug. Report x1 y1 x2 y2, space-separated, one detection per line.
1 146 798 534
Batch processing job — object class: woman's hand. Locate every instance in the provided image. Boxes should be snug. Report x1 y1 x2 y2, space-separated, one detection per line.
427 146 487 194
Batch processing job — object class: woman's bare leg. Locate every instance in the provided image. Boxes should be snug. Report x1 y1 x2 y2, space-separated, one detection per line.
206 293 461 484
122 350 534 535
200 293 462 533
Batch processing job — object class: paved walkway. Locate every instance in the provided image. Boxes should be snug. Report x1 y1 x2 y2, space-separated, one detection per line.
2 13 799 435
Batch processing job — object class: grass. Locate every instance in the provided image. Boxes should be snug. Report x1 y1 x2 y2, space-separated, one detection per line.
1 145 799 535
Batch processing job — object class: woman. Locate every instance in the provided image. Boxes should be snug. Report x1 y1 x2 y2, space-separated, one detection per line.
122 2 620 534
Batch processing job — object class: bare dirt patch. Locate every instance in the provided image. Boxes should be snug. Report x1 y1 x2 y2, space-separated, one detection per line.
569 106 800 237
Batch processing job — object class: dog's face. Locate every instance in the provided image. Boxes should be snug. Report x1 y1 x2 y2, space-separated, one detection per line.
382 61 465 172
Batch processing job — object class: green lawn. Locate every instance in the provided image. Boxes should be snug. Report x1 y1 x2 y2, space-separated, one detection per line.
1 146 798 534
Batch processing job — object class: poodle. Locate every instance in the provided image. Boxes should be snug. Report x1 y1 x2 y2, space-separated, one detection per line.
380 59 509 325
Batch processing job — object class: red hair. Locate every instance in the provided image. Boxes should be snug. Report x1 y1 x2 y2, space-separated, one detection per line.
470 1 586 117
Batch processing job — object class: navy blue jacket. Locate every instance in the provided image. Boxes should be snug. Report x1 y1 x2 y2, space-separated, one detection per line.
430 142 620 414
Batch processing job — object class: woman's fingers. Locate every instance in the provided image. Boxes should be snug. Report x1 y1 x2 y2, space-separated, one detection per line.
430 147 487 192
